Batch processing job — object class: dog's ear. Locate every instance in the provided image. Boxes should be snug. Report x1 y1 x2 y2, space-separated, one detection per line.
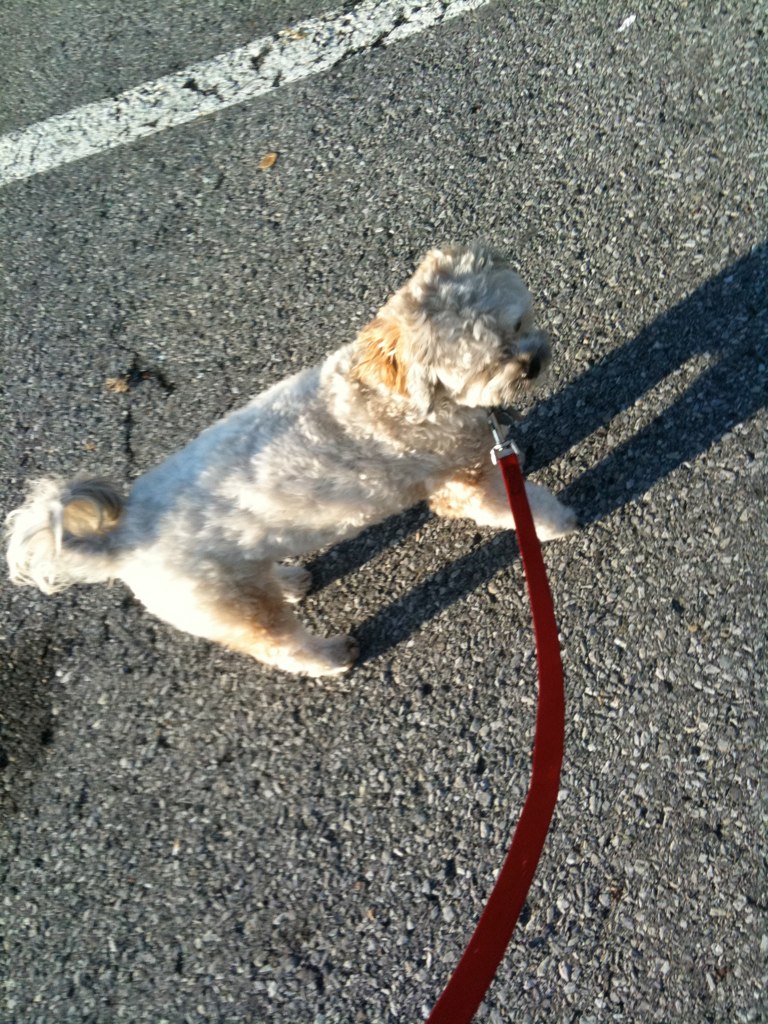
354 315 409 397
354 310 435 415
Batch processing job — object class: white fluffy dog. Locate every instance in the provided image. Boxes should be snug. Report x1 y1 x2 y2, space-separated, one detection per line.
6 244 576 676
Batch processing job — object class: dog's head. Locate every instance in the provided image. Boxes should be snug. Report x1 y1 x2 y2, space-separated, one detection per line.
353 244 550 415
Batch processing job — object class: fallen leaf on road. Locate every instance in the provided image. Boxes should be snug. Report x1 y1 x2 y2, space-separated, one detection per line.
259 152 278 170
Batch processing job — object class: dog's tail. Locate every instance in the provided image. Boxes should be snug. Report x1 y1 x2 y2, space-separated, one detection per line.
6 477 125 594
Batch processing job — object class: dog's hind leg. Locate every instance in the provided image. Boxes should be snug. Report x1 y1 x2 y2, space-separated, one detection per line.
219 597 358 676
429 466 577 542
126 565 356 677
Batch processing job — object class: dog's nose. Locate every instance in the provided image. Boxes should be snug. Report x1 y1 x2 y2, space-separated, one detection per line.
524 354 542 379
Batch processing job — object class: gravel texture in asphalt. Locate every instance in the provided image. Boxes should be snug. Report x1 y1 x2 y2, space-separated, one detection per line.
1 1 766 1022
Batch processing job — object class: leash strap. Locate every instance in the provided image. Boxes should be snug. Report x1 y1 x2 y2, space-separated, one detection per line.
425 424 565 1024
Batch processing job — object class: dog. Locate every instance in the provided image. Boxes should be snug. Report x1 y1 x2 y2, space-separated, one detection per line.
6 244 576 676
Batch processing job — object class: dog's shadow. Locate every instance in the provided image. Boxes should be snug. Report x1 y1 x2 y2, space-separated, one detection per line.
309 242 767 663
0 636 60 815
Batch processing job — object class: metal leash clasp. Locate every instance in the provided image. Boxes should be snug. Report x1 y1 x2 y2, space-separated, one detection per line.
488 408 521 465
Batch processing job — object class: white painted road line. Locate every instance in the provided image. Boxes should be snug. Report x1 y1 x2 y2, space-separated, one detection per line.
0 0 490 188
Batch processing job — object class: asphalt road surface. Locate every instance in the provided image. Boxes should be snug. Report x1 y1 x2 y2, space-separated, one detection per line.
1 1 766 1022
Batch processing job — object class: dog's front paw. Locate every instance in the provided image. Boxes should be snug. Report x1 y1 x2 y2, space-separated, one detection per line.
524 482 579 542
534 501 579 542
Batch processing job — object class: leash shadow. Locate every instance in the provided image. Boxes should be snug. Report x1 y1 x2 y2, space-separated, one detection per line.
312 243 767 662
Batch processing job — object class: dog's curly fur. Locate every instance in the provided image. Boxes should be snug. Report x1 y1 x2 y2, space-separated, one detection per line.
6 244 576 676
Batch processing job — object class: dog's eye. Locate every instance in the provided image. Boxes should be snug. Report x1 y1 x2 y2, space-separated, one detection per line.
514 318 523 333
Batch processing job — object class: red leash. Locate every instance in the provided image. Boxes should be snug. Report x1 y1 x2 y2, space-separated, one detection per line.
425 415 565 1024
